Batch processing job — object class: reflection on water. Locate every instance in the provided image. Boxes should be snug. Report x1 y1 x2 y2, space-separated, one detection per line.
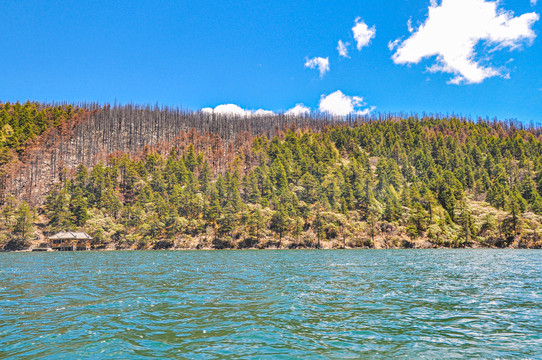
0 250 541 359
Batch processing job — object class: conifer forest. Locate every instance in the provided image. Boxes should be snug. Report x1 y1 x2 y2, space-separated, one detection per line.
1 101 542 250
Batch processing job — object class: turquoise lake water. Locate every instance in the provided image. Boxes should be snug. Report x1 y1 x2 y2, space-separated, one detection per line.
0 250 540 359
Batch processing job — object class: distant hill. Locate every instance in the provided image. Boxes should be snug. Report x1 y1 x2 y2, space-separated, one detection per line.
1 102 541 250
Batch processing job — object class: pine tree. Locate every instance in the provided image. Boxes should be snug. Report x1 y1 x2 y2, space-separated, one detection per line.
383 185 402 222
299 172 319 204
407 203 429 238
271 158 289 191
217 203 237 237
270 206 290 243
247 207 265 241
205 186 221 224
13 202 34 241
198 159 213 194
312 208 324 248
70 187 89 226
46 186 73 231
456 198 474 246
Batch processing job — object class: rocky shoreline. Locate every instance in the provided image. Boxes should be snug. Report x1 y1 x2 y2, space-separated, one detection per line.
5 233 541 252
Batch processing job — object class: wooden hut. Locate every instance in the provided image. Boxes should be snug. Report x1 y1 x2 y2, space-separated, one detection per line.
48 232 93 251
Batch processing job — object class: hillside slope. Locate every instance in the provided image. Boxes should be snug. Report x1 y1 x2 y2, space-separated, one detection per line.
3 104 336 204
1 104 542 250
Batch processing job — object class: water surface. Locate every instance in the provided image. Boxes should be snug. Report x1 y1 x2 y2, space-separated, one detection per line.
0 250 541 359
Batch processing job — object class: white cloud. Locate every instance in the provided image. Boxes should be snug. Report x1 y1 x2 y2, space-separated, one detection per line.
532 0 538 6
253 109 275 116
285 104 311 116
213 104 251 116
202 95 375 118
202 104 274 116
388 39 400 51
392 0 539 84
318 90 375 117
337 40 350 57
356 106 376 116
304 57 330 77
352 17 376 50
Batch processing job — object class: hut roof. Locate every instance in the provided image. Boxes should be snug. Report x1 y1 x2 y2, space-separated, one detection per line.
48 232 93 240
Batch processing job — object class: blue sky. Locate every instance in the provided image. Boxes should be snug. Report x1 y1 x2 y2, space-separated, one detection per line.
0 0 541 122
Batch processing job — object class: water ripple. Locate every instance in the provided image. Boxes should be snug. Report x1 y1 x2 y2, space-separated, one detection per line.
0 250 541 359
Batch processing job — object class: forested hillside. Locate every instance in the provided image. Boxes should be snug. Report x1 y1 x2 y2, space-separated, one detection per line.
1 102 542 250
3 103 336 204
0 102 85 188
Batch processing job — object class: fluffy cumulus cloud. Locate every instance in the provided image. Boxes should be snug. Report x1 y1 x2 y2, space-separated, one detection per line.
337 40 349 57
352 18 376 50
304 57 330 77
285 104 311 116
318 90 375 117
253 109 275 116
202 104 274 116
203 95 375 118
213 104 251 116
392 0 539 84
